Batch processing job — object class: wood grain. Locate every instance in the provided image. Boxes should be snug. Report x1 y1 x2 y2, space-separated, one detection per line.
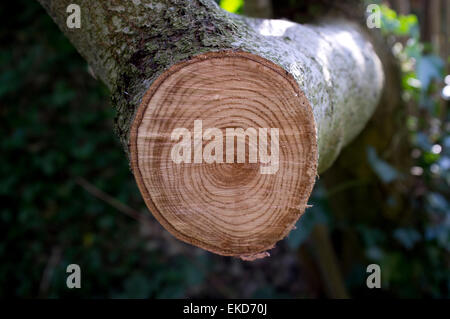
130 51 317 258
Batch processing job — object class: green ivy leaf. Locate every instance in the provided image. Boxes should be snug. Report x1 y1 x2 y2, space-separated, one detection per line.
393 228 422 250
367 146 401 183
220 0 243 13
417 55 444 91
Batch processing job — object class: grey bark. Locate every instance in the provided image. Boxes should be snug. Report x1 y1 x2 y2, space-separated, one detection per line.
37 0 384 173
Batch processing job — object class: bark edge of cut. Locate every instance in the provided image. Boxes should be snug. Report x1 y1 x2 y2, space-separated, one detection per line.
130 50 318 257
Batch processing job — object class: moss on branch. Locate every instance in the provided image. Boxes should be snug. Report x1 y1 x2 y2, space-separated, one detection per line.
37 0 384 172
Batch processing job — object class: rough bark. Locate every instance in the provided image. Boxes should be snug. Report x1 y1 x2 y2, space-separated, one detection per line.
37 0 383 171
37 0 384 257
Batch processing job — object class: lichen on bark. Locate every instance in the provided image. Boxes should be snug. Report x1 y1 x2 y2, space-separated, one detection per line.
37 0 384 172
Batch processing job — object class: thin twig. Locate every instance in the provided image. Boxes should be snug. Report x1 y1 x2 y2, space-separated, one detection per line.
39 246 62 297
74 176 146 223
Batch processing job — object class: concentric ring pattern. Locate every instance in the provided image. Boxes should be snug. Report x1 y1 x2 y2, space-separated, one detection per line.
131 51 317 256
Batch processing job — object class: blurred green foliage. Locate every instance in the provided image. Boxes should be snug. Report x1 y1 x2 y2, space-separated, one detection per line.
0 1 211 298
220 0 244 14
380 5 419 37
366 146 402 184
369 4 449 296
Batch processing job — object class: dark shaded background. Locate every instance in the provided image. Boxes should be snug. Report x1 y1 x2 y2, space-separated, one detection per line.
1 0 449 298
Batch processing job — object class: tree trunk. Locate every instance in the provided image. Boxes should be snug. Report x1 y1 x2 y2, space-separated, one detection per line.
37 0 384 258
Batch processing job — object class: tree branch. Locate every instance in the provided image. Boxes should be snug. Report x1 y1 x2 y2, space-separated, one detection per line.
37 0 384 257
